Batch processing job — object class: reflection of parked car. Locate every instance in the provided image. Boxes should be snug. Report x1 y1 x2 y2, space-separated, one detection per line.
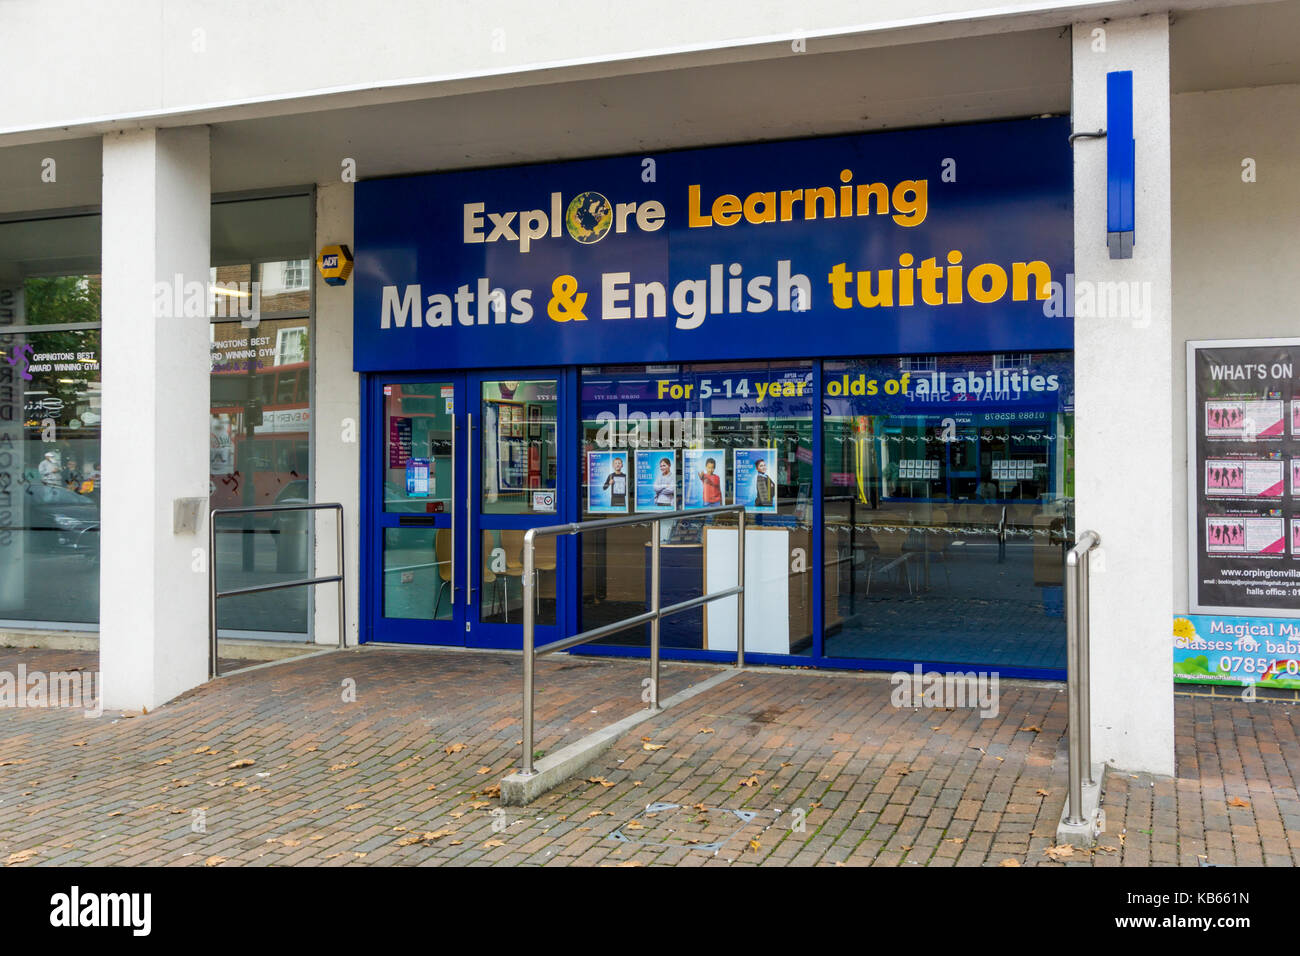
24 484 99 564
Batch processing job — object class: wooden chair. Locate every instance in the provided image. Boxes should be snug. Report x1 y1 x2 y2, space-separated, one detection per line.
432 529 453 619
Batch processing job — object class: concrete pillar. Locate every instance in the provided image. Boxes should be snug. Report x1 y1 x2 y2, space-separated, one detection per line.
1072 16 1174 775
100 127 211 709
312 183 360 647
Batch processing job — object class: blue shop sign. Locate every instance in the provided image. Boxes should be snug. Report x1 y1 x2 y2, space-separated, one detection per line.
353 117 1073 372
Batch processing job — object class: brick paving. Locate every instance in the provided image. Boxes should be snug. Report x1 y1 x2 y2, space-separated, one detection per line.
0 645 1294 866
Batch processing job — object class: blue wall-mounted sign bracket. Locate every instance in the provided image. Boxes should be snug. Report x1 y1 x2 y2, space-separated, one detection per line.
1106 70 1135 259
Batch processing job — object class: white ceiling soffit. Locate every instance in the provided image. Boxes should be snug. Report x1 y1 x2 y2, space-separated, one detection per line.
208 27 1071 192
1171 0 1300 92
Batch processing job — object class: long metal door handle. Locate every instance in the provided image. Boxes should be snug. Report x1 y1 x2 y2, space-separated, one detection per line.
449 408 456 598
466 412 473 606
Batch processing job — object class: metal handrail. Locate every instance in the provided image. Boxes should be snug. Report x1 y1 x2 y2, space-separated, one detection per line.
208 503 346 678
1065 529 1101 825
519 503 747 777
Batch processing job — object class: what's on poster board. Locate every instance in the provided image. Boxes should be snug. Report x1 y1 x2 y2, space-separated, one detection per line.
1183 339 1300 685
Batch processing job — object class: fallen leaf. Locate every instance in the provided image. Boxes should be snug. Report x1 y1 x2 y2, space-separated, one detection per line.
625 820 643 831
397 829 455 847
444 743 466 755
642 743 665 752
5 849 37 865
71 741 87 748
998 858 1020 867
1020 725 1042 733
204 856 226 867
586 777 615 788
227 758 255 769
1227 796 1251 809
192 746 210 754
480 784 501 798
739 775 760 788
329 763 349 771
944 837 965 845
748 839 761 852
1036 789 1051 797
1044 844 1075 861
483 839 505 848
698 728 715 734
345 803 366 811
476 766 492 775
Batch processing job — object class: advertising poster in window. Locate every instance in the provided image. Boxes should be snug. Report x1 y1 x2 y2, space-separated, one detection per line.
734 448 778 513
1188 340 1300 617
635 450 676 512
683 449 726 509
586 450 628 514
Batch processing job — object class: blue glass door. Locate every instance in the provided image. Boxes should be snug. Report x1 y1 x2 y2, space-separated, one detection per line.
466 370 571 650
371 375 467 645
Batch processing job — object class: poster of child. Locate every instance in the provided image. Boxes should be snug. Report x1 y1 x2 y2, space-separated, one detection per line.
587 451 629 514
683 449 726 509
734 448 778 513
635 450 677 512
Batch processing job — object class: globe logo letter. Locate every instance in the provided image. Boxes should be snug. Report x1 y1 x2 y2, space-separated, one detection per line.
565 191 613 244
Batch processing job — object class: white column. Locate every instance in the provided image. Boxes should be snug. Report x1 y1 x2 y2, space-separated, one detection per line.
1072 16 1174 776
312 183 360 647
100 127 211 709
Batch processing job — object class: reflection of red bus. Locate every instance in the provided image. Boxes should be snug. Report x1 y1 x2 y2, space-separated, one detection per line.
211 362 310 509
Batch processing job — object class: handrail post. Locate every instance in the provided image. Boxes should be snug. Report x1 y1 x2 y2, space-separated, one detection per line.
521 528 537 776
209 509 219 679
1079 538 1093 787
1065 547 1083 825
649 519 661 710
336 505 347 650
736 507 746 668
1065 530 1100 825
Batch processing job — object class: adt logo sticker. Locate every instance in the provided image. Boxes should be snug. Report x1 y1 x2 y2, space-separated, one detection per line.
317 244 354 286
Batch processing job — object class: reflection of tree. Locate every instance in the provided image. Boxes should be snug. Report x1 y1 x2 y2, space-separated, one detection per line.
14 276 102 448
25 275 100 325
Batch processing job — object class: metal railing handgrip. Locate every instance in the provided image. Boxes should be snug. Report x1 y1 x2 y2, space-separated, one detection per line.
209 502 347 679
519 503 749 777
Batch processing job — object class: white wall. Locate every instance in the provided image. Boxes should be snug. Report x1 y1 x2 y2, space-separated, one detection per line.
1072 15 1175 775
1171 83 1300 610
312 184 360 647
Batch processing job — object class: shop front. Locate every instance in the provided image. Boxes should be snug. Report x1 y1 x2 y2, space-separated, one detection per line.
354 115 1074 678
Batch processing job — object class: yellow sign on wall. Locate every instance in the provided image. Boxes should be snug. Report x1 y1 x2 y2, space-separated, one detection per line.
317 244 354 286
